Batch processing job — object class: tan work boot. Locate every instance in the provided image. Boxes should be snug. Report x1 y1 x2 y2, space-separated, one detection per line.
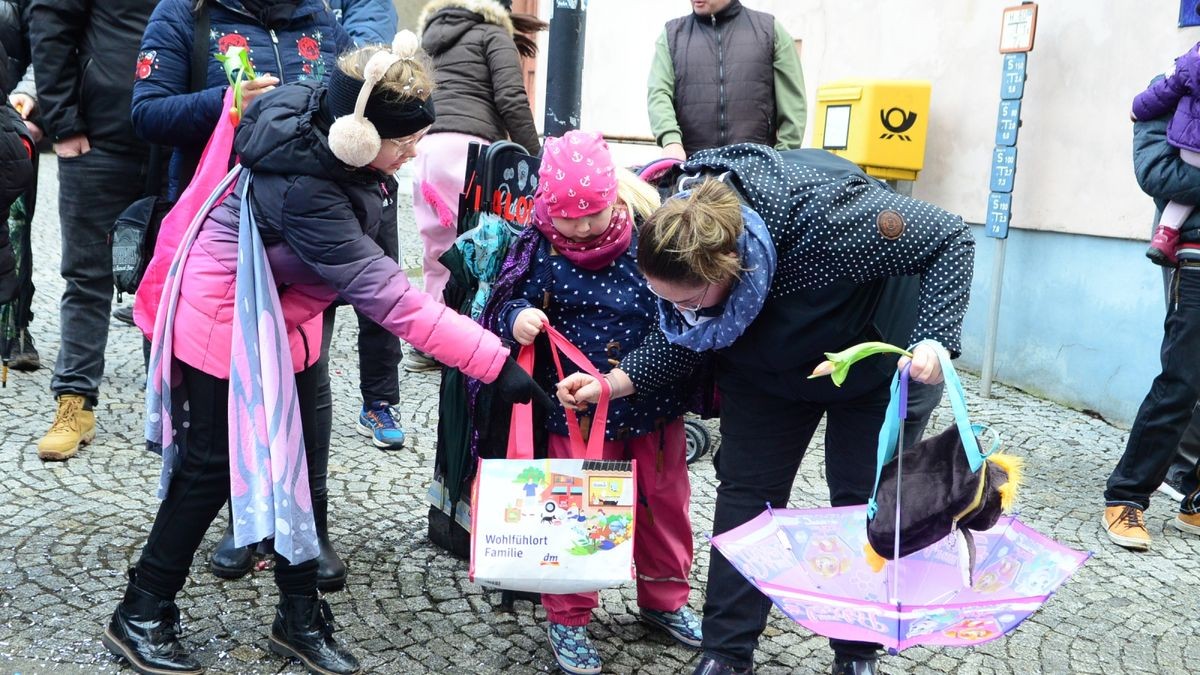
1103 504 1150 550
1172 511 1200 536
37 394 96 461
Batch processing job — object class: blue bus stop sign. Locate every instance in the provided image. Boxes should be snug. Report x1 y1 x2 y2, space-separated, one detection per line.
1001 53 1027 100
996 99 1021 146
985 192 1012 239
989 146 1017 193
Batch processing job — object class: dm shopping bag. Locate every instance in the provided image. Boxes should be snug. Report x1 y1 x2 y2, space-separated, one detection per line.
469 323 637 594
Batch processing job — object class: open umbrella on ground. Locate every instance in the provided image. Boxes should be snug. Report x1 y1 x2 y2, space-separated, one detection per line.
711 342 1089 652
712 506 1088 652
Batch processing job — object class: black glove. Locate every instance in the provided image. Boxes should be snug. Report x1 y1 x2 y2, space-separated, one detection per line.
495 356 556 409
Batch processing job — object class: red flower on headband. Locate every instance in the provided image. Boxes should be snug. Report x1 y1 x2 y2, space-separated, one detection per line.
297 36 320 61
217 33 249 54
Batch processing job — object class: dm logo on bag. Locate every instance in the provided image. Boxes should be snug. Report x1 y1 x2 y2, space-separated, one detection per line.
472 459 638 594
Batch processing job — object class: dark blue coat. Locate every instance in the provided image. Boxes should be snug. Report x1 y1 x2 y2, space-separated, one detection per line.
327 0 396 46
499 235 690 441
131 0 352 196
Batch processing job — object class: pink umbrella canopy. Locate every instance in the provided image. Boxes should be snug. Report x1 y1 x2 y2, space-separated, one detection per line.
711 505 1089 653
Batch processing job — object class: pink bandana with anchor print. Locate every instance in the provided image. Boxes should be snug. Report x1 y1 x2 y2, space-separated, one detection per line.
533 131 630 270
536 130 618 218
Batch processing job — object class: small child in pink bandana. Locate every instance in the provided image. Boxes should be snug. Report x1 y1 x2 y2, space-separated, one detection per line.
498 130 702 674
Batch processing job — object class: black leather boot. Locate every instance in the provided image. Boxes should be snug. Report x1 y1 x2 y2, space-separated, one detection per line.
831 656 879 675
209 505 253 579
314 497 346 592
268 594 360 675
101 568 202 675
692 655 754 675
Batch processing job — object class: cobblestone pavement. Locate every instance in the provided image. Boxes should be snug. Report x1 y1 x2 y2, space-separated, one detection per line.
2 160 1199 675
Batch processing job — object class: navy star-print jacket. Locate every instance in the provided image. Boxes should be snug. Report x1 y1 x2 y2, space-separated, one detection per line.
132 0 351 196
499 235 692 441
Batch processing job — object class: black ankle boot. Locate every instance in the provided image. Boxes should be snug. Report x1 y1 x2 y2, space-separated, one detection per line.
268 594 360 675
210 507 253 579
101 568 202 675
831 656 879 675
313 498 346 592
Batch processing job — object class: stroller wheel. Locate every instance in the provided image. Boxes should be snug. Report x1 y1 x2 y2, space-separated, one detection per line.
684 419 711 465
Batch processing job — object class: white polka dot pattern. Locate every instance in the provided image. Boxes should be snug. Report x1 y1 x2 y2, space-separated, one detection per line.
685 144 974 355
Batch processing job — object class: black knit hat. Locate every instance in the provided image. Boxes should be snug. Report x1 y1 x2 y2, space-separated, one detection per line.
324 68 435 139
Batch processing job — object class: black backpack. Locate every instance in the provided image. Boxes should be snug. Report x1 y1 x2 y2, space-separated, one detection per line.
110 192 173 297
109 5 209 300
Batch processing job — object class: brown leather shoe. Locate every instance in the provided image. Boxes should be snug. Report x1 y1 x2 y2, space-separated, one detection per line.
1103 505 1150 550
1171 511 1200 536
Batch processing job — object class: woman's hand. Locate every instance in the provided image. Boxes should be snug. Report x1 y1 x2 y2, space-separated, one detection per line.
556 373 598 411
241 75 280 109
512 308 548 346
897 342 944 384
556 368 634 411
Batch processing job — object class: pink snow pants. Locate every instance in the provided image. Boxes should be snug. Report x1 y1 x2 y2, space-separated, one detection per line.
541 418 694 626
410 132 488 302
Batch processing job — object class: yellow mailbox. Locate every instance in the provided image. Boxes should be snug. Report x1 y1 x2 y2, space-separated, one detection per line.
812 79 932 181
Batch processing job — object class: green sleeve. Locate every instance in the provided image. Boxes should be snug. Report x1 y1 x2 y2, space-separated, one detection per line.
647 29 682 148
772 20 807 150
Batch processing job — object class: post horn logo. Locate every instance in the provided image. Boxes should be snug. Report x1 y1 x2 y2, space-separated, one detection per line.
879 107 917 141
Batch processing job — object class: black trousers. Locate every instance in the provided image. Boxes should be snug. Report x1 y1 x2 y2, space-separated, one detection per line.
135 361 328 599
702 366 892 667
1107 261 1200 512
353 180 402 405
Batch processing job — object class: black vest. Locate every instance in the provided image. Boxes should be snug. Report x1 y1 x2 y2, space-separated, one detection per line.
666 1 776 156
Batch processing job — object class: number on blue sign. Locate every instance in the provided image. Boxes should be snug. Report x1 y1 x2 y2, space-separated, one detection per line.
995 99 1021 146
1001 53 1026 100
989 146 1017 193
985 192 1012 239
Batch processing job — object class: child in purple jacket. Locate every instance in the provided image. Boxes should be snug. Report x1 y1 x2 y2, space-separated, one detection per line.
1133 42 1200 266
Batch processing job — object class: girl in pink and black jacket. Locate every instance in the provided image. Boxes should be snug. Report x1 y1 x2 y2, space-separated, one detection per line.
103 39 547 675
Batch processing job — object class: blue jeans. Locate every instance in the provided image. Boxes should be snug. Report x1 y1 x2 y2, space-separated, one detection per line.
50 148 148 403
1107 261 1200 512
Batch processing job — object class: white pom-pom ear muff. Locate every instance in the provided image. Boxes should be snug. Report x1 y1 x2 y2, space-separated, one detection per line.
329 48 402 167
392 30 419 56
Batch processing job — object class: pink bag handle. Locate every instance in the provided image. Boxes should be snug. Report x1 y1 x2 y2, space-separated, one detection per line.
507 321 610 461
134 88 241 336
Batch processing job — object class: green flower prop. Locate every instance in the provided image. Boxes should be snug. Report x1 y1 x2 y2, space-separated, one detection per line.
215 46 257 125
808 341 912 387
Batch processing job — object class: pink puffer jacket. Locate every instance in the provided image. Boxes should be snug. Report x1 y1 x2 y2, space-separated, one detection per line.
169 176 508 384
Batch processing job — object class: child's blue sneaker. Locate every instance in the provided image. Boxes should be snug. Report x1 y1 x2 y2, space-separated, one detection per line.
641 605 703 648
357 401 406 450
546 623 601 675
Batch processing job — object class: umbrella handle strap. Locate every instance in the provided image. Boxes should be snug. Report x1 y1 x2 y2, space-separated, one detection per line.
867 342 989 520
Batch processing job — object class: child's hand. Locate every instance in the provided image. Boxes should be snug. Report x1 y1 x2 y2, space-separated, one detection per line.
512 308 548 345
